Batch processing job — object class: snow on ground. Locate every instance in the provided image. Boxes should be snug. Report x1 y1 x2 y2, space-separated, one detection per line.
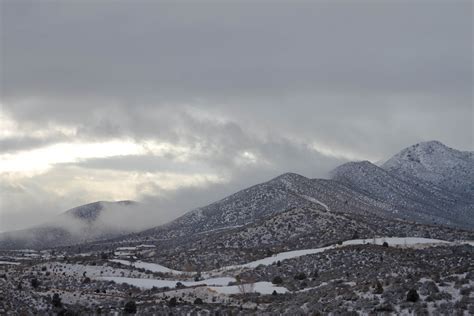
342 237 450 246
99 276 288 295
296 282 329 293
0 261 20 265
110 237 468 275
219 237 454 270
300 195 331 211
109 259 184 274
98 276 236 288
209 282 288 295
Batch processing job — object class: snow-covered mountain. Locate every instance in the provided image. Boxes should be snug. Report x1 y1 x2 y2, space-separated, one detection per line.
113 173 400 245
1 140 472 251
330 159 472 228
382 140 474 198
108 140 472 248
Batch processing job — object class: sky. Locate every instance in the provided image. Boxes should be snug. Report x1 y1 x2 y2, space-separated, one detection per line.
0 0 472 232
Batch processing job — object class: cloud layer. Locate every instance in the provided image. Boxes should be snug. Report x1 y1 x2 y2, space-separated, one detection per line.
0 0 472 231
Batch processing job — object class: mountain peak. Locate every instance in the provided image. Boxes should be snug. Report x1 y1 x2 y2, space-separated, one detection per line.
271 172 307 182
382 140 474 197
329 160 379 179
64 200 135 222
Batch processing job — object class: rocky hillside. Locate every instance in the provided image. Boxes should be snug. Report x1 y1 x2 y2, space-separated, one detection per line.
383 140 474 197
331 160 472 228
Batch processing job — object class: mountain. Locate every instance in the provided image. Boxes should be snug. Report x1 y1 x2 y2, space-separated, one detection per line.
0 200 137 249
382 140 474 197
63 200 135 223
330 159 472 228
148 206 473 272
2 140 471 251
92 140 472 251
106 173 399 245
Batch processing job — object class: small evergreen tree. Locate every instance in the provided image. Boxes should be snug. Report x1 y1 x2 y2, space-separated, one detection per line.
406 289 419 302
193 298 203 305
52 293 62 308
272 276 283 285
31 278 40 289
168 297 177 307
294 272 307 280
373 280 384 294
124 300 137 314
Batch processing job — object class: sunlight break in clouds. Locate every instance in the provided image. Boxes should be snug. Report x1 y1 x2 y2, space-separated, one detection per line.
0 141 143 174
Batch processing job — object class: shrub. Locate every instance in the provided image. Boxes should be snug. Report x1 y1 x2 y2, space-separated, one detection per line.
373 281 384 294
382 242 389 247
168 297 177 307
193 298 203 305
294 273 307 280
52 293 62 308
407 289 420 302
124 300 137 314
31 278 40 289
272 276 283 285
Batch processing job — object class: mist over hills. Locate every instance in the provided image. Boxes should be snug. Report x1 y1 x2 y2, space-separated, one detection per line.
0 201 139 249
0 140 472 250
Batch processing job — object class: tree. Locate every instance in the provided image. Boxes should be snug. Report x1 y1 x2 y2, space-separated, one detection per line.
168 297 177 307
193 298 203 305
52 293 62 308
294 272 307 280
124 300 137 314
382 242 389 247
237 276 256 294
31 278 40 289
373 281 384 294
406 289 419 302
272 276 283 285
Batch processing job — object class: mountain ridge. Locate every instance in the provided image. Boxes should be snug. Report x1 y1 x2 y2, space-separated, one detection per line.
0 140 472 250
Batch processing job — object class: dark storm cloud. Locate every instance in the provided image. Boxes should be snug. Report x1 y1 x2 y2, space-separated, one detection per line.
1 0 472 154
2 0 471 99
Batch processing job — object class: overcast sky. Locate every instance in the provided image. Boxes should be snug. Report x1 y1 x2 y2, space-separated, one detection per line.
0 0 472 232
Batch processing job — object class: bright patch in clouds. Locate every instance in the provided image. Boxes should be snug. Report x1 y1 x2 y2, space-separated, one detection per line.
0 137 195 176
0 140 143 175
